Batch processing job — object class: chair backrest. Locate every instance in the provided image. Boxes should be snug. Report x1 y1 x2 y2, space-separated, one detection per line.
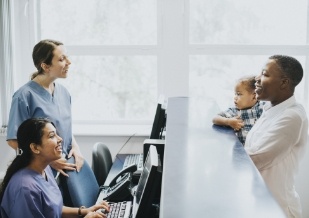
92 142 113 187
62 157 99 207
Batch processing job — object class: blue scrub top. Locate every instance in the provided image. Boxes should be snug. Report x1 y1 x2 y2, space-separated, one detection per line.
7 80 72 154
0 166 63 218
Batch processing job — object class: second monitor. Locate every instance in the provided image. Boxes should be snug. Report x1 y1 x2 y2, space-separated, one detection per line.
149 99 167 140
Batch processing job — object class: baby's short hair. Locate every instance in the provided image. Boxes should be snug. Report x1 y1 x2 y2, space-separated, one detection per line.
237 75 256 93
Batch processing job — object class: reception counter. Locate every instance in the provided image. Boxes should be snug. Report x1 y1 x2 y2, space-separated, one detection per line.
159 97 285 217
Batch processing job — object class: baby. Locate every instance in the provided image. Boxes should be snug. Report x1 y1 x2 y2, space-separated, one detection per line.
212 75 265 145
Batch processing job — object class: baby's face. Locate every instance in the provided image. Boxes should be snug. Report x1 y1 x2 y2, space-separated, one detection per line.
233 83 256 110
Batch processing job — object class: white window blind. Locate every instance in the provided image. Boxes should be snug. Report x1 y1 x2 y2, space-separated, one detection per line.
0 0 14 135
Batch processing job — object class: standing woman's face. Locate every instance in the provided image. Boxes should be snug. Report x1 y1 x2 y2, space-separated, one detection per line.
37 123 63 163
48 45 71 79
255 59 284 105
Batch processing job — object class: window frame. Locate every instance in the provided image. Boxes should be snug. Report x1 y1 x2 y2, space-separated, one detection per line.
10 0 309 128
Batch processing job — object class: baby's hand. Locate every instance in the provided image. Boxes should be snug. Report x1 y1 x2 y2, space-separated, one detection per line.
227 116 244 131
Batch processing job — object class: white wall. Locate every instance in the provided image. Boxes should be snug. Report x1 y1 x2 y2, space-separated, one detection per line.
0 136 16 180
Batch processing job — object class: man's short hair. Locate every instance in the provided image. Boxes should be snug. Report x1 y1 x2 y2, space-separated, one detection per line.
269 55 303 87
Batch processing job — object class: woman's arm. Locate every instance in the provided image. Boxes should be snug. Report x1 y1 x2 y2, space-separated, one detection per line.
7 139 18 150
62 202 110 218
61 206 80 218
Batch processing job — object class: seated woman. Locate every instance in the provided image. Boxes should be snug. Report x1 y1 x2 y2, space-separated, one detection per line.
0 118 109 218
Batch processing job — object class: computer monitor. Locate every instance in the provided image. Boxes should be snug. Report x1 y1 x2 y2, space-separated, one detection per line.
132 145 162 218
143 139 165 166
149 101 167 139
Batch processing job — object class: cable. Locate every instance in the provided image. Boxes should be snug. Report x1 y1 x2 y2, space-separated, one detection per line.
115 132 137 157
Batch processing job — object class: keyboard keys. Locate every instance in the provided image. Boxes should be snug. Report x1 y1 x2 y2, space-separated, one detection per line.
106 201 132 218
123 154 143 171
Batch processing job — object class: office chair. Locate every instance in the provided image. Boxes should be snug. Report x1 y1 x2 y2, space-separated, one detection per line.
62 157 99 207
92 142 113 187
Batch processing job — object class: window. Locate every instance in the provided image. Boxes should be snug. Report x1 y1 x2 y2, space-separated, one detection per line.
10 0 309 129
190 55 307 110
190 0 308 45
39 0 157 45
38 0 158 123
58 56 157 121
189 0 309 110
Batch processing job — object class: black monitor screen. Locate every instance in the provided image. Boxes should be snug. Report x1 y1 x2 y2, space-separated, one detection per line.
150 102 166 139
132 145 162 218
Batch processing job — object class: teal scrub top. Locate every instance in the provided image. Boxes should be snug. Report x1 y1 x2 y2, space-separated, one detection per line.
7 80 72 155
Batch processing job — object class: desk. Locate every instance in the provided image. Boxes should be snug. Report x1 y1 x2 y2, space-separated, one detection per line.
159 97 285 217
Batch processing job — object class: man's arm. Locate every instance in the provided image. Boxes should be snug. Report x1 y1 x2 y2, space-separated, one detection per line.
246 110 304 171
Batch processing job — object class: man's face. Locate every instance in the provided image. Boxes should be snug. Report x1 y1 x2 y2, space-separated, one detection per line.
255 59 284 104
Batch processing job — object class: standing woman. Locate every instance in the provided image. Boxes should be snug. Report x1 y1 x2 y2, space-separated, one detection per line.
7 40 99 206
0 118 108 218
6 39 83 177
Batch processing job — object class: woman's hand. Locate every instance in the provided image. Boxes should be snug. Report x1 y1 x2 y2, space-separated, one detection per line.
67 136 84 172
83 201 110 218
84 211 106 218
67 146 84 172
49 156 77 177
84 212 107 218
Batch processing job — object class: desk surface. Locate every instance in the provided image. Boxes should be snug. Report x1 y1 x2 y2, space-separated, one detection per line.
159 97 285 217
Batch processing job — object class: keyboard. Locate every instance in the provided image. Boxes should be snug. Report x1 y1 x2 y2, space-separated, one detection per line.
99 201 132 218
123 154 143 175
